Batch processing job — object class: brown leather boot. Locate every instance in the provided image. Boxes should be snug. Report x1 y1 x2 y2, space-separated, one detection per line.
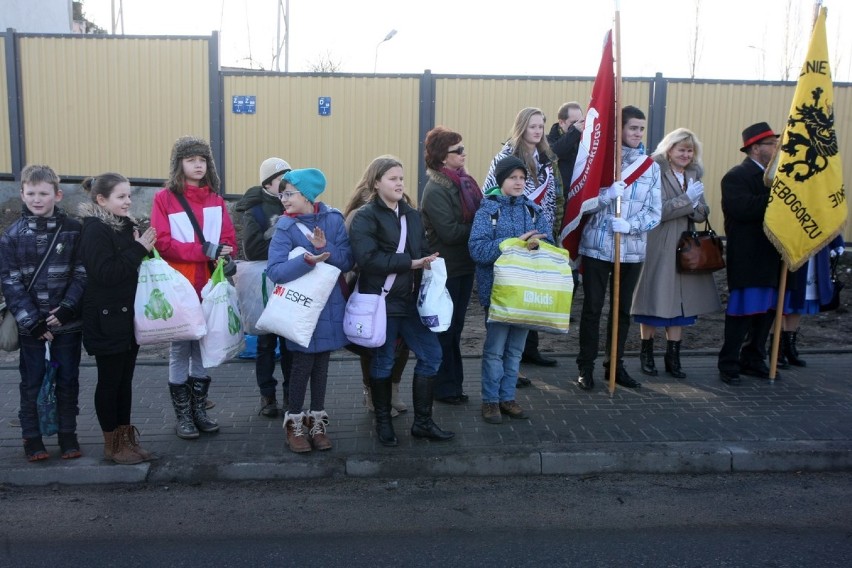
122 425 155 461
110 427 143 465
103 431 114 460
283 412 311 453
306 410 333 451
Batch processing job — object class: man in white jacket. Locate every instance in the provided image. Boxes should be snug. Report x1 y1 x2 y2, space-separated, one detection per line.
576 105 662 391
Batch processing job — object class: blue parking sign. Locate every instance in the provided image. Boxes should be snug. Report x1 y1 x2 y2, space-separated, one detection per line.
232 95 256 114
318 97 331 116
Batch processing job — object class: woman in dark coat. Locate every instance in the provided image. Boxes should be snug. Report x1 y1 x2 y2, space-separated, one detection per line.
78 173 156 464
419 126 481 404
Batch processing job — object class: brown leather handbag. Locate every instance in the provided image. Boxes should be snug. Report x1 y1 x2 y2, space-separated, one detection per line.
676 219 725 274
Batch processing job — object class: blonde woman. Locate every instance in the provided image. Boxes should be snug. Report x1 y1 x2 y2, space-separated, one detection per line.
631 128 721 378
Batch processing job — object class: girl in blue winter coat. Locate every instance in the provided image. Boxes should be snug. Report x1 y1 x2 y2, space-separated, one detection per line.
266 168 353 454
469 156 553 425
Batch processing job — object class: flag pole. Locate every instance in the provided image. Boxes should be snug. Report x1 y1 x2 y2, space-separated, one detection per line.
608 5 623 396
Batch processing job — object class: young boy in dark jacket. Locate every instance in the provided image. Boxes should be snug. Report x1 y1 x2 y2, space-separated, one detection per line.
0 165 86 461
234 157 293 417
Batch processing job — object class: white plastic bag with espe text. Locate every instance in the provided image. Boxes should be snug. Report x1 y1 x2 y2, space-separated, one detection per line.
255 247 341 348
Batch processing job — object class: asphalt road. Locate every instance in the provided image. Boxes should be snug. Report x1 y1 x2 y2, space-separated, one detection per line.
1 472 850 567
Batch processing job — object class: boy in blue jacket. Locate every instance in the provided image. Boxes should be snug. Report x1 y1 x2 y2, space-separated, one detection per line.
469 156 552 425
0 165 86 461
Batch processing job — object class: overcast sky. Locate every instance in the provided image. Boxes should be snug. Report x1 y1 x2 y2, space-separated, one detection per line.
81 0 852 82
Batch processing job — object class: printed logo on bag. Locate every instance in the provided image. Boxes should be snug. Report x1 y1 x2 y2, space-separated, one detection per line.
138 272 173 283
144 288 174 320
227 306 241 335
271 284 314 308
523 290 554 306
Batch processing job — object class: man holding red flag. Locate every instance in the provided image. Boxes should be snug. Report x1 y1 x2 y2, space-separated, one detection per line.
574 106 661 391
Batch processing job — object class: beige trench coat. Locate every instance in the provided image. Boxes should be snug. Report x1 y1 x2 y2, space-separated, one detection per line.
631 157 722 320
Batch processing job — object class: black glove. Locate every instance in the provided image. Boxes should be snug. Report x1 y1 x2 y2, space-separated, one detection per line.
52 306 75 326
222 255 237 277
202 241 223 260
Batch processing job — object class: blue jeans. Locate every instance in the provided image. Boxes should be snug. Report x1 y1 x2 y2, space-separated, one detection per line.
370 311 442 380
480 318 528 404
18 332 83 439
433 273 474 399
256 333 291 398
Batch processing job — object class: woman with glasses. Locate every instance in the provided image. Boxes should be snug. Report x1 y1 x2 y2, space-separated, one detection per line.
420 126 481 405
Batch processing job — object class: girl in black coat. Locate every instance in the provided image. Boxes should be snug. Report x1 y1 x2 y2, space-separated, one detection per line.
348 156 455 447
78 174 156 464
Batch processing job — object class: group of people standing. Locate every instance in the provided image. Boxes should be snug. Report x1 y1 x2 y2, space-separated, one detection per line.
1 105 844 462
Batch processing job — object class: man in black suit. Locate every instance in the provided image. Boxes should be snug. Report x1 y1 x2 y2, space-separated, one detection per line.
717 122 783 384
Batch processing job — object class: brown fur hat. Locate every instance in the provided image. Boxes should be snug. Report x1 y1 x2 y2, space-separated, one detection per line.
167 135 220 193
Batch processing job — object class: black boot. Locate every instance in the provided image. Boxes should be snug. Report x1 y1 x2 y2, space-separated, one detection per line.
639 338 658 376
410 375 454 441
369 378 398 447
772 334 790 369
168 383 199 439
781 330 807 367
664 340 687 379
188 376 219 433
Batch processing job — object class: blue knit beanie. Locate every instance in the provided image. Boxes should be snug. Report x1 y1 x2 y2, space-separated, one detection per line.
283 168 326 202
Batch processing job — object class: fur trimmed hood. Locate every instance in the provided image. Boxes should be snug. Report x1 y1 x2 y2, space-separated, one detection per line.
77 202 138 232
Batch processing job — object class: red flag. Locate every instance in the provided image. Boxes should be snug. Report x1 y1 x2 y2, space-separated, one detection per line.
559 31 616 260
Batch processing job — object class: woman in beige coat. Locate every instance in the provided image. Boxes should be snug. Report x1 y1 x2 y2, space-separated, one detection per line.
631 128 721 378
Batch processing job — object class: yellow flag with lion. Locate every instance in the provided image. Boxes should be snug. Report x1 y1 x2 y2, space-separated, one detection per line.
764 7 846 271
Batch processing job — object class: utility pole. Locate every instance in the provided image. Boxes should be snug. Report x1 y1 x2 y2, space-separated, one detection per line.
274 0 289 72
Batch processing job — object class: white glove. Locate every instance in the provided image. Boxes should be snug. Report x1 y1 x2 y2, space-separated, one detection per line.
685 179 704 203
610 216 630 234
600 180 626 203
830 246 845 258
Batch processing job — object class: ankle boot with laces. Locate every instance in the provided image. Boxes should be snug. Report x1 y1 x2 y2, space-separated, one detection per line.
639 338 658 376
283 411 311 453
306 410 333 451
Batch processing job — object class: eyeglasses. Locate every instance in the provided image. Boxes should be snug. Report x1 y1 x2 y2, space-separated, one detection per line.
758 140 777 146
279 191 300 200
447 146 465 155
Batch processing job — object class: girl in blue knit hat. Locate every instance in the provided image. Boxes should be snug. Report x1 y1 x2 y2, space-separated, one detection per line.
266 168 354 453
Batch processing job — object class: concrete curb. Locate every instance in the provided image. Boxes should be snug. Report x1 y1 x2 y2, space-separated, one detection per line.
5 442 848 486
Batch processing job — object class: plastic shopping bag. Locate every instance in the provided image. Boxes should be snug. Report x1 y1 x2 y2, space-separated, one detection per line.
232 260 276 335
416 257 453 332
200 259 245 368
256 247 342 348
488 238 574 334
37 343 59 437
134 249 207 345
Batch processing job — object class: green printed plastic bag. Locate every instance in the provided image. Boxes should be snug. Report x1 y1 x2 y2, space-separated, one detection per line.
134 249 207 345
488 238 574 334
200 259 245 367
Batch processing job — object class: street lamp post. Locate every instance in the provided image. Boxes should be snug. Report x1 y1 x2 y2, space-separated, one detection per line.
373 29 398 73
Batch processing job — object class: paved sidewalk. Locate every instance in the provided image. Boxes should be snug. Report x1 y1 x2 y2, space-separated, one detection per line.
1 350 851 485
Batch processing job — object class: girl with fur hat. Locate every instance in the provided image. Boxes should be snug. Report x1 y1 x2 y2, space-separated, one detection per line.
150 136 237 440
78 173 157 464
266 168 353 453
348 155 455 447
469 156 553 424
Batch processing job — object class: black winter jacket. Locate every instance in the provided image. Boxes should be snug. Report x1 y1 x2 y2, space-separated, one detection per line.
720 158 782 290
77 203 149 355
349 197 430 316
234 186 285 261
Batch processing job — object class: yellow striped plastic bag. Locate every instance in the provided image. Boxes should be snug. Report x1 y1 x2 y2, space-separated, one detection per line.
487 238 574 334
